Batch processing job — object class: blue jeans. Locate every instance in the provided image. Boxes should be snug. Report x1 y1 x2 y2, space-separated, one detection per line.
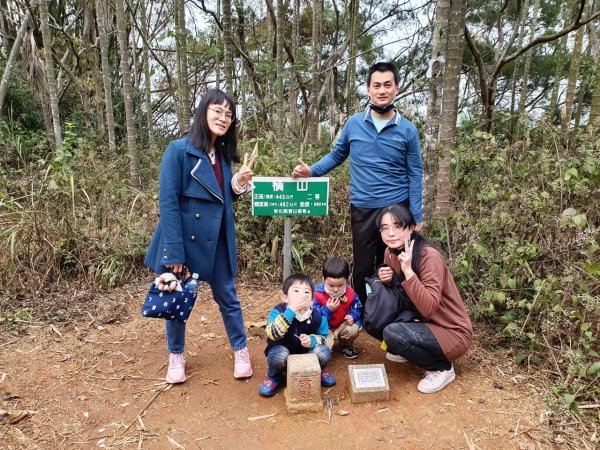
166 233 247 353
383 322 451 371
265 344 332 378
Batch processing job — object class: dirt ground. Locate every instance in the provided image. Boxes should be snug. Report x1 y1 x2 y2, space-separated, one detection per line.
0 281 563 449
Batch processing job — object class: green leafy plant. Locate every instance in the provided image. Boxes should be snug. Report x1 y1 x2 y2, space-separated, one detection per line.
451 127 599 421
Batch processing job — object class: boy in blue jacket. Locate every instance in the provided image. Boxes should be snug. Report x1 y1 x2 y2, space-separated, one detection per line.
259 273 336 397
312 257 363 359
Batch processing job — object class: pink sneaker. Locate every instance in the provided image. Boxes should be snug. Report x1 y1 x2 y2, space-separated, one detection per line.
233 347 253 379
166 353 186 384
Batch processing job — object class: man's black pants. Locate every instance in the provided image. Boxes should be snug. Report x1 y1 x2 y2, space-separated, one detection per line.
350 200 409 318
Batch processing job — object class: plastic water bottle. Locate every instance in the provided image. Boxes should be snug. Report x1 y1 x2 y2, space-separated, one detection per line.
185 273 200 295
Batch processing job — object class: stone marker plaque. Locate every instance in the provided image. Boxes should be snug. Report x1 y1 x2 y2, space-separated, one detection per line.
284 354 323 414
348 364 390 404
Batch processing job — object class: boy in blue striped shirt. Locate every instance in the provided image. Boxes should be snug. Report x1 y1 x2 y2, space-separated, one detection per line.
259 273 336 397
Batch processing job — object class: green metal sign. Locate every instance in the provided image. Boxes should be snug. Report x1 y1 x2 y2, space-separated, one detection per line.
251 177 329 216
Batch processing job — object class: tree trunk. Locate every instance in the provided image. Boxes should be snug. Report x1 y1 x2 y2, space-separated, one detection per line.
0 0 12 40
84 2 106 139
483 89 495 131
215 0 221 89
422 0 450 227
39 0 62 149
222 0 234 93
435 0 465 220
174 2 183 128
39 89 54 142
275 0 285 133
175 0 190 131
238 67 247 139
308 0 321 140
233 0 243 121
509 0 529 139
561 0 591 148
573 53 588 129
588 8 600 130
289 0 300 135
589 57 600 130
517 0 540 136
0 10 31 118
115 0 141 188
139 0 155 148
574 41 592 129
235 0 265 112
97 0 116 151
345 0 359 116
547 19 568 124
326 66 337 136
236 1 266 123
547 3 572 128
24 29 54 141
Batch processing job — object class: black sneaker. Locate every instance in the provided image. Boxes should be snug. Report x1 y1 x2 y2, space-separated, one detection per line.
341 346 359 359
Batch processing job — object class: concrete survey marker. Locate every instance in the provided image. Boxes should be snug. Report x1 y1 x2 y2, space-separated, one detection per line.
348 364 390 404
284 353 323 414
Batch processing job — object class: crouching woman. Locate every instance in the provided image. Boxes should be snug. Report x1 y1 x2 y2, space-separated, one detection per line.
376 204 473 393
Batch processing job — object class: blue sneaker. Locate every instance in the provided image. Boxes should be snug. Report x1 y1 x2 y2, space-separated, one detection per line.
321 369 336 387
259 375 281 397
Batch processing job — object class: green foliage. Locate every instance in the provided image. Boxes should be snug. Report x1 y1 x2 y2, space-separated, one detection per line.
0 117 51 173
0 65 46 131
451 127 600 412
0 120 159 303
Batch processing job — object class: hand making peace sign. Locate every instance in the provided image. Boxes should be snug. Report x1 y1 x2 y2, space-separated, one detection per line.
398 236 416 280
236 144 259 187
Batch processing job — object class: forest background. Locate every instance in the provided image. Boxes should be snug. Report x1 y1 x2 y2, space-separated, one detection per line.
0 0 598 443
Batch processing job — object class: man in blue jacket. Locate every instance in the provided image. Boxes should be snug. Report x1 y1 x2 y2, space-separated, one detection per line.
292 62 423 313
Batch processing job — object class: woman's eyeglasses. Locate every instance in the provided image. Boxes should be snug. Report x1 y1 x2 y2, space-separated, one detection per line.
208 107 233 121
379 223 405 233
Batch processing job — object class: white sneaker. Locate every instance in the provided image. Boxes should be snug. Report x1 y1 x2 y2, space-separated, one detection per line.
417 365 455 393
386 352 408 363
166 353 186 384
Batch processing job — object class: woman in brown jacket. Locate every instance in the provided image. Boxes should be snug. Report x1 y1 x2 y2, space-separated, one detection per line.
375 204 473 393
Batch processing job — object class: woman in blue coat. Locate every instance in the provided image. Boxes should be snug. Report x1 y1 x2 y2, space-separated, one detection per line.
145 89 256 383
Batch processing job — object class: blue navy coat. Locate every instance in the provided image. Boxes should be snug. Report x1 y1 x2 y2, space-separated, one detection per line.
144 136 238 280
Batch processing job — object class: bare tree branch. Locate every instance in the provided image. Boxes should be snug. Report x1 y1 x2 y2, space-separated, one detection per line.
501 2 600 67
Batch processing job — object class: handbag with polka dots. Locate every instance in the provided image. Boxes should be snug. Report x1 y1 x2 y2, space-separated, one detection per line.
141 272 197 322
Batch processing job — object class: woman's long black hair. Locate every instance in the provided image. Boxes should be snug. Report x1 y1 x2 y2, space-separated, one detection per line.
187 89 240 163
375 204 431 276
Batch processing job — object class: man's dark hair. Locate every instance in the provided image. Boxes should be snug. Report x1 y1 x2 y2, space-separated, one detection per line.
322 257 350 279
367 62 400 87
283 273 314 294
